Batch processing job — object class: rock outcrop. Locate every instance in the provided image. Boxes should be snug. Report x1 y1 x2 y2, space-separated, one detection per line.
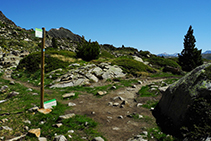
49 62 126 88
153 63 211 136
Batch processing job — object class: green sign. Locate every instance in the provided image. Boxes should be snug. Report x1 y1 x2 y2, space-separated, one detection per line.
44 99 57 109
35 28 43 38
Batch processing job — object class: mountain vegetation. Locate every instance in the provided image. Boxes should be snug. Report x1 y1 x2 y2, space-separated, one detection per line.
178 25 203 71
0 11 211 140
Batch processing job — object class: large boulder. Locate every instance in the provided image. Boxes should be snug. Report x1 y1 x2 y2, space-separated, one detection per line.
153 63 211 138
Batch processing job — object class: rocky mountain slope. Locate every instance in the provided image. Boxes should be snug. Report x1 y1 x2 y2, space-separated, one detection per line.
1 10 211 141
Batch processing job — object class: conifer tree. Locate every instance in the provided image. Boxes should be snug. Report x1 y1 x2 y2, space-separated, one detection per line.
178 25 203 71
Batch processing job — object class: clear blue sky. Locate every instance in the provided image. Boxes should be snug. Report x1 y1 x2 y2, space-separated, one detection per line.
1 0 211 54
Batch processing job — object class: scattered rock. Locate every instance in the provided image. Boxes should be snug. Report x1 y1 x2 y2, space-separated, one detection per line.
28 128 41 137
53 123 63 128
9 80 15 85
68 102 76 107
5 134 27 141
28 106 39 112
0 85 9 93
59 113 75 119
1 118 8 123
92 137 104 141
54 135 67 141
26 88 33 91
38 137 47 141
137 103 143 107
7 91 19 98
112 127 120 131
111 86 116 89
113 102 119 106
158 86 169 93
62 93 75 99
0 126 12 131
118 115 124 119
97 91 107 96
68 130 74 133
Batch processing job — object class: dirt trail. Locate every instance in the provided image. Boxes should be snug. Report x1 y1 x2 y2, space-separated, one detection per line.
2 71 165 141
65 78 165 141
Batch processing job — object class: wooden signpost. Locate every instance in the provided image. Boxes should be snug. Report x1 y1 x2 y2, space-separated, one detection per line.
35 27 45 109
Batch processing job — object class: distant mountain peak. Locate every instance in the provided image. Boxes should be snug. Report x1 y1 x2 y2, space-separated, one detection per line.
0 11 16 26
47 27 81 42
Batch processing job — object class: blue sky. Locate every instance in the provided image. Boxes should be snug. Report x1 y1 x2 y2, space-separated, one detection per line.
1 0 211 54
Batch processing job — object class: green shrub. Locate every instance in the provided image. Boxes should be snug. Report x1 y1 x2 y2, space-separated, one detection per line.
17 51 69 73
76 38 100 61
112 58 155 76
100 50 115 58
147 56 181 68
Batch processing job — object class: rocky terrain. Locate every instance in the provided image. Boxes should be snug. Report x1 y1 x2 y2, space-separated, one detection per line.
0 10 211 141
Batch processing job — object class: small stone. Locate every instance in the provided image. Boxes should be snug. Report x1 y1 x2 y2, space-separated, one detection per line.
24 126 29 131
40 121 45 125
107 116 112 119
150 107 154 111
81 137 87 140
62 93 75 99
68 102 76 107
138 80 142 84
132 85 137 88
84 122 89 126
9 81 15 85
38 137 47 141
118 115 124 119
28 128 41 137
113 102 119 106
112 127 120 131
53 123 63 128
0 137 4 140
23 120 31 124
27 88 33 91
111 86 116 89
97 91 107 96
7 91 19 98
32 93 38 95
54 135 67 141
108 102 113 106
68 130 74 133
59 113 75 119
1 118 8 123
139 115 144 118
92 136 104 141
1 126 12 131
91 111 95 114
137 103 143 107
120 105 124 108
68 135 72 138
118 96 125 101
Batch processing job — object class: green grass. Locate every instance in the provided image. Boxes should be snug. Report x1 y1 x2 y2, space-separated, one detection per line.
150 72 183 78
0 72 105 140
112 58 155 76
138 85 159 97
142 100 158 109
147 127 176 141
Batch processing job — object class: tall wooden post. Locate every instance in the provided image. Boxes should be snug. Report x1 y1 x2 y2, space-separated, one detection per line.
40 27 45 109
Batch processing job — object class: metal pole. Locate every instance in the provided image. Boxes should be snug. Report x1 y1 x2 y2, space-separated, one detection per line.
40 27 45 109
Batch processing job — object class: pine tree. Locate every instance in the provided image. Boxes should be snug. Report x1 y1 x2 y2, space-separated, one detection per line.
76 36 100 61
178 25 203 71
